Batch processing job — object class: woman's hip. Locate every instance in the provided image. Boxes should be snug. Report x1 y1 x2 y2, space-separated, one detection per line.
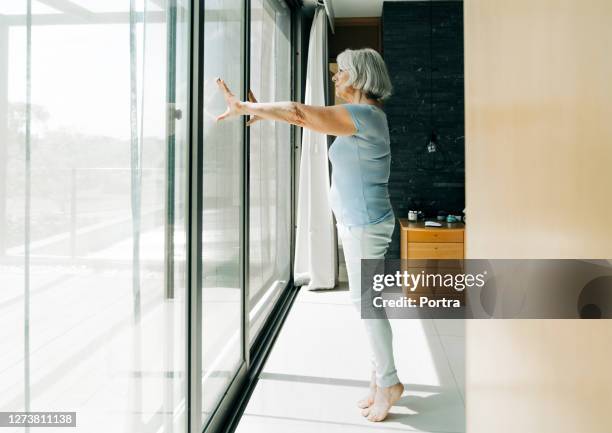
337 215 395 259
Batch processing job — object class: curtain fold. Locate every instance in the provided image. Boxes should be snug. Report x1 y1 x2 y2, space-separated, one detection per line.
293 8 336 290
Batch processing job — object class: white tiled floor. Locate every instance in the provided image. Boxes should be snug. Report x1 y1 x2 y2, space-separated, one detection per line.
235 257 466 433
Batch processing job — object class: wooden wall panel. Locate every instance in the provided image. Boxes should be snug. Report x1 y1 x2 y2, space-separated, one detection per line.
465 0 612 259
465 1 612 432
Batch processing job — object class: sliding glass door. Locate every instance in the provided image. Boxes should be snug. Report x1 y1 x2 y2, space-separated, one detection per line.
1 0 294 431
0 1 191 432
248 0 292 346
199 0 246 428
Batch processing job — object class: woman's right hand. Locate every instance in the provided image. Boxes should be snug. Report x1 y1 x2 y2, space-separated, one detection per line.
216 79 355 136
216 78 261 126
215 78 244 122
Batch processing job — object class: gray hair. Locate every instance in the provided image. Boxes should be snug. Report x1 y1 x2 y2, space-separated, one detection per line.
336 48 393 101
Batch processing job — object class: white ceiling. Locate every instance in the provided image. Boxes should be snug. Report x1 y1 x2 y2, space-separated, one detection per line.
329 0 460 18
330 0 386 17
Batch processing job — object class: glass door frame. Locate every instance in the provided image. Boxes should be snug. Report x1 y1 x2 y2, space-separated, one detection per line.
186 0 250 431
186 0 299 432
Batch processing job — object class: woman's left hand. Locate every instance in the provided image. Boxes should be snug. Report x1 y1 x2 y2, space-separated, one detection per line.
245 89 262 126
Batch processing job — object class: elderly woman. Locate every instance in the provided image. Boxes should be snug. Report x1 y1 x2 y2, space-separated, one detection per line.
216 48 403 422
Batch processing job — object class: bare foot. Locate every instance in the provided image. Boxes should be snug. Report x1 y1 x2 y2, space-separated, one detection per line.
357 371 377 409
361 382 404 422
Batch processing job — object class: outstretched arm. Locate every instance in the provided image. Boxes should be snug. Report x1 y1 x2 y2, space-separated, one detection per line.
215 78 356 137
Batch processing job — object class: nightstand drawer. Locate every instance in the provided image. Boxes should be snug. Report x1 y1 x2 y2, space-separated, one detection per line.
406 242 464 259
406 229 464 243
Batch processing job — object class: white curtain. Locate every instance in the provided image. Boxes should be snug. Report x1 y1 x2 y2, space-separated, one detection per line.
294 8 337 290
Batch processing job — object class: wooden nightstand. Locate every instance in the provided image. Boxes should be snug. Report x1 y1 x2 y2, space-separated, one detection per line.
399 219 465 260
398 219 466 299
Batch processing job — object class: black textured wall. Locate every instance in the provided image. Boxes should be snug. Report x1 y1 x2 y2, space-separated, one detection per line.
382 1 465 258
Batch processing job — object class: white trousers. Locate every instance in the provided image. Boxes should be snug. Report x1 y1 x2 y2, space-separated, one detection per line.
336 215 400 388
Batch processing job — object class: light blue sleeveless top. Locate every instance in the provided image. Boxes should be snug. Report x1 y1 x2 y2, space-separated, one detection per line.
328 103 394 227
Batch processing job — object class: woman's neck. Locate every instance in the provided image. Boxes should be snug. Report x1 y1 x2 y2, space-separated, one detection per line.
349 91 381 107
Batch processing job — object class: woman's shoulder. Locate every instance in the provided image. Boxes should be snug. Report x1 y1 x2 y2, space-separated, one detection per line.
344 103 385 115
343 103 388 136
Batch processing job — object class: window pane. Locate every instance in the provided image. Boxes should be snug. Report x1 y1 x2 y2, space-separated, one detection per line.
201 0 245 426
248 0 292 344
0 10 26 418
0 2 190 432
